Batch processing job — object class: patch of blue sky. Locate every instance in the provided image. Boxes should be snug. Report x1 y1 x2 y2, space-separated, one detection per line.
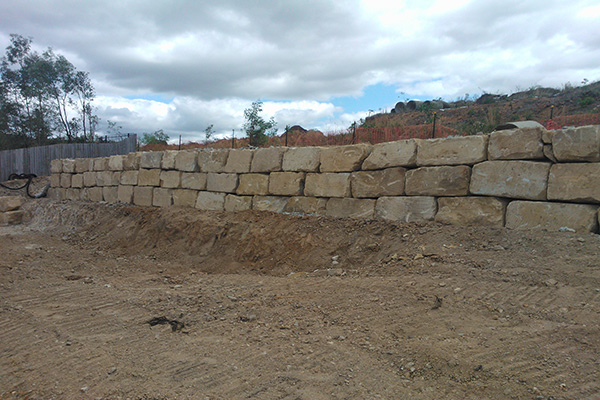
125 94 174 104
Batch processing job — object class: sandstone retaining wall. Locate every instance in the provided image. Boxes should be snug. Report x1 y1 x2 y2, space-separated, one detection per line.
49 125 600 232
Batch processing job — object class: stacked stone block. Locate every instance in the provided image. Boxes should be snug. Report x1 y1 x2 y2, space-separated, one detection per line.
0 196 24 226
48 124 600 232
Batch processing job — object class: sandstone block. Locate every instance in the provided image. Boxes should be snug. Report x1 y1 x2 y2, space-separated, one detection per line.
51 188 66 201
198 150 230 172
62 159 76 173
103 186 119 203
195 191 225 211
326 198 375 219
140 151 163 169
269 172 305 196
160 170 182 188
161 150 178 170
50 174 61 188
0 210 24 226
237 174 269 195
375 196 437 222
0 196 23 212
120 170 139 186
123 153 141 170
405 166 471 196
79 188 89 201
470 161 551 200
304 173 351 198
506 201 599 232
50 159 62 174
108 155 124 171
117 185 134 203
75 158 92 173
547 163 600 203
435 197 506 227
224 194 253 212
282 147 321 172
362 139 417 170
417 136 487 166
223 149 253 173
488 128 544 160
138 169 161 186
133 186 153 206
60 173 72 188
175 151 199 172
172 189 198 208
71 174 84 188
541 129 555 144
283 197 328 215
207 173 238 193
251 147 286 172
181 172 207 190
552 125 600 162
93 157 108 171
153 188 172 207
87 187 104 202
351 167 405 198
543 144 557 162
65 188 81 201
83 171 97 187
97 171 120 186
320 144 371 172
252 196 288 213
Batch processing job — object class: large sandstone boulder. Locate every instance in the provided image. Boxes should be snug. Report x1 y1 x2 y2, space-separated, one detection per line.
198 150 230 172
417 136 487 166
160 170 181 188
470 161 550 200
75 158 92 173
252 196 288 213
181 172 207 190
0 196 23 212
326 198 375 219
133 186 153 206
175 151 199 172
351 167 405 198
102 187 119 203
50 159 62 174
223 149 253 173
506 201 599 232
269 172 305 196
375 196 437 222
362 139 417 170
123 153 141 170
435 197 506 227
120 170 139 186
108 155 124 171
552 125 600 162
282 147 321 172
71 174 83 188
224 194 253 212
304 173 351 198
62 159 76 173
488 128 544 160
320 144 371 172
283 197 328 215
207 173 239 193
237 174 269 195
547 163 600 203
251 147 286 173
195 191 225 211
172 189 198 208
60 173 72 188
83 171 97 187
140 152 163 169
138 169 161 186
93 157 108 171
152 188 173 207
161 150 178 170
117 185 134 203
405 166 471 196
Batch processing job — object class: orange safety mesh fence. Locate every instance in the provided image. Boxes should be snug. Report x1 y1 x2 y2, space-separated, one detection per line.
540 113 600 130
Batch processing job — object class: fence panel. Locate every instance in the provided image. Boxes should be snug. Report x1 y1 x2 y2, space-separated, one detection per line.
0 135 137 181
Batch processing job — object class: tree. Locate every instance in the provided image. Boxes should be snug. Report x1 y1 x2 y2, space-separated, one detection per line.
140 129 169 145
243 101 277 146
204 124 214 144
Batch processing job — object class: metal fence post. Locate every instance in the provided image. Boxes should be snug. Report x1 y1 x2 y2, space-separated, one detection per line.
432 112 437 138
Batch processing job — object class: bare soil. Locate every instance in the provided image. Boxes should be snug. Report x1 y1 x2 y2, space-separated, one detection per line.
1 192 600 399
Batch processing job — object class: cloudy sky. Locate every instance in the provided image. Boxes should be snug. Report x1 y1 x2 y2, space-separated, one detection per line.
1 0 599 142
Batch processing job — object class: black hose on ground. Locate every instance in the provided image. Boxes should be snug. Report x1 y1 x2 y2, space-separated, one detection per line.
0 173 49 198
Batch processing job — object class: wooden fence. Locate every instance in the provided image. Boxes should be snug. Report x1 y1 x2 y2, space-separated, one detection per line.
0 135 137 181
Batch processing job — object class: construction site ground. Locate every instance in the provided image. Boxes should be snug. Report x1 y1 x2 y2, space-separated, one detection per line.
1 187 600 399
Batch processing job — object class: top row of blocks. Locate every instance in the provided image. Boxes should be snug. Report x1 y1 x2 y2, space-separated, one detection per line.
51 125 600 174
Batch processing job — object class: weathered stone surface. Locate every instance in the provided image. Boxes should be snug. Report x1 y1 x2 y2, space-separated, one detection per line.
75 158 92 173
375 196 437 222
269 172 305 196
552 125 600 162
0 210 24 226
50 174 61 188
543 144 557 162
133 186 153 206
362 139 418 170
251 147 286 172
181 172 207 190
93 157 108 171
506 201 599 232
547 163 600 203
96 171 120 186
470 161 550 200
62 159 76 173
117 185 134 203
153 188 172 207
160 170 181 188
175 151 199 172
140 151 163 169
0 196 23 212
320 144 371 172
435 197 507 227
224 149 253 173
172 189 198 208
123 153 141 170
50 159 62 174
195 191 225 211
138 169 161 186
282 147 321 172
488 128 544 160
198 150 230 172
161 150 178 169
60 173 72 188
304 173 351 198
541 129 555 144
207 173 238 193
237 174 269 195
224 194 253 212
283 197 328 215
65 188 81 201
351 167 405 198
71 174 84 188
103 186 119 203
405 166 470 196
83 171 97 187
108 155 124 171
120 170 139 186
87 187 104 202
252 196 288 213
326 198 375 219
417 136 488 166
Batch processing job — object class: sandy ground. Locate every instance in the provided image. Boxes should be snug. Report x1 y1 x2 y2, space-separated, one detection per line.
1 189 600 399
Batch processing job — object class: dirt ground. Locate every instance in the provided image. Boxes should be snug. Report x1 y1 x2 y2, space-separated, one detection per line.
1 185 600 399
